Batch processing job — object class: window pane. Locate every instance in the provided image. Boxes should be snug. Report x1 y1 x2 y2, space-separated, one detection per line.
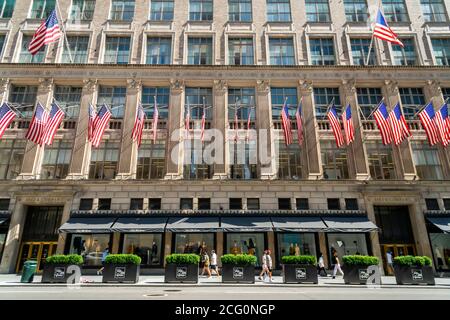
69 234 110 266
122 234 163 265
146 37 172 64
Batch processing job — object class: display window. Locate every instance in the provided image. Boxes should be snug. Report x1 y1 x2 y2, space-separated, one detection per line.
122 233 163 266
173 233 215 255
68 234 111 266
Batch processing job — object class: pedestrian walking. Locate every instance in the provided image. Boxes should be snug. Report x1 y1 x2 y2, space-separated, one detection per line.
332 252 344 279
200 250 212 278
258 250 269 281
386 250 394 275
97 247 109 275
317 252 327 277
266 249 273 282
210 250 219 276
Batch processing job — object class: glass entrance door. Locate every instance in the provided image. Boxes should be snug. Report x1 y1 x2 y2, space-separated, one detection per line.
381 244 416 275
16 242 57 273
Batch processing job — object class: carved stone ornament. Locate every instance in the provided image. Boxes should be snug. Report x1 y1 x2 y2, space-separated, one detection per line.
256 80 270 93
384 80 399 95
299 80 313 94
0 78 9 92
38 78 54 93
127 78 142 91
426 80 442 95
83 79 98 93
341 79 356 94
213 80 228 93
170 79 185 92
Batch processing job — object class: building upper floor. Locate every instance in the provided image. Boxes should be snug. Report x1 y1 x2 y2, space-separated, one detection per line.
0 0 449 66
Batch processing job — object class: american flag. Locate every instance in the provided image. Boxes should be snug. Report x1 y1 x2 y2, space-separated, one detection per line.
185 101 191 138
373 9 404 47
88 103 96 142
327 104 344 148
152 97 159 144
0 103 16 140
42 102 65 145
295 99 303 146
342 104 355 145
373 101 392 145
91 104 111 148
28 9 61 56
435 103 449 147
131 103 145 147
389 103 411 145
200 108 206 142
418 102 439 146
281 99 293 146
234 108 239 142
246 106 252 141
25 103 49 145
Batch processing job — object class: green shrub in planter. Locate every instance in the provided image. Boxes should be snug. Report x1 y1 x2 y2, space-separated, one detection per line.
45 254 83 265
221 254 257 266
104 254 141 265
393 255 432 266
342 255 379 266
165 254 200 265
281 255 316 265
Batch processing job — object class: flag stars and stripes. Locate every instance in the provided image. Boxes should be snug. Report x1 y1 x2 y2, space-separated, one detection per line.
342 104 355 146
281 99 293 146
373 101 393 145
28 9 61 56
0 103 16 140
418 102 440 146
327 104 345 148
42 102 65 145
25 103 49 145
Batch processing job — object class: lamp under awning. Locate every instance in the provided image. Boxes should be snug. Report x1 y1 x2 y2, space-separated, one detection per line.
220 217 273 232
271 216 328 232
322 216 379 232
427 217 450 234
59 217 117 233
111 217 168 233
166 217 221 232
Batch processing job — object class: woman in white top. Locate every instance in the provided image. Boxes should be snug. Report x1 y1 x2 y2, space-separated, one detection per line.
210 250 219 276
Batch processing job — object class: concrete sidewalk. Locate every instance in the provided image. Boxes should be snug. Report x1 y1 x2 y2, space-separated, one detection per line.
1 274 449 288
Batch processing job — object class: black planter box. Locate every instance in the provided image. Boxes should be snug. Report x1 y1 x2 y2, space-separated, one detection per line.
41 264 81 283
342 264 378 285
222 265 255 283
165 263 199 283
394 265 435 285
102 264 140 283
282 264 318 284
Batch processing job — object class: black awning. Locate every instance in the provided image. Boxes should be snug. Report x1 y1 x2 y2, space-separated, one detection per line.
322 216 379 232
0 218 9 226
59 217 117 233
111 217 168 233
166 217 221 232
427 217 450 234
221 217 273 232
271 216 328 232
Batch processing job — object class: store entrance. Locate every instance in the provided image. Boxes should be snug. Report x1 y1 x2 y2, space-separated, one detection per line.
381 244 416 275
16 242 57 273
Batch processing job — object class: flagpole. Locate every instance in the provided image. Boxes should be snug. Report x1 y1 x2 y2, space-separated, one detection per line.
366 0 382 66
323 98 335 120
55 0 74 63
413 100 432 118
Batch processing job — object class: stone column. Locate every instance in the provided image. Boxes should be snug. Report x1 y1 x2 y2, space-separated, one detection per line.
340 80 370 180
318 232 329 268
0 78 10 103
366 202 383 275
0 201 26 273
299 81 322 179
212 80 228 179
267 231 275 265
116 79 141 179
216 232 223 267
256 80 276 179
111 233 121 254
164 79 184 180
163 232 172 267
56 199 72 254
17 78 54 180
409 203 433 263
67 79 97 179
383 80 417 180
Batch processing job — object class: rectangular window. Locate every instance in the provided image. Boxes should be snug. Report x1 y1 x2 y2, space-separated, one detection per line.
198 198 211 210
357 88 382 119
19 35 45 63
69 234 110 266
277 233 317 262
277 142 303 180
9 85 38 118
321 140 349 179
146 37 171 64
180 198 193 210
104 36 130 64
174 233 214 254
327 198 341 210
141 87 170 119
54 86 82 119
313 87 341 119
0 140 25 179
366 141 396 180
351 38 375 65
149 198 161 210
344 0 368 22
226 233 264 264
41 140 72 179
345 198 359 210
0 35 5 56
443 198 450 210
150 0 174 20
62 36 89 63
305 0 330 22
98 198 111 210
110 0 135 21
0 0 15 18
70 0 95 20
89 140 120 179
247 198 260 210
187 37 212 65
228 37 254 65
229 198 242 210
271 87 297 120
443 88 450 101
97 86 126 119
267 0 291 22
30 0 55 19
278 198 291 210
189 0 213 21
228 88 255 120
431 38 450 66
122 234 163 265
79 198 93 210
269 38 295 65
229 0 252 22
0 199 9 211
185 87 213 120
296 198 309 210
412 141 444 180
425 198 440 211
130 198 143 210
327 233 368 259
392 38 417 66
399 87 425 119
229 140 257 179
421 0 447 22
309 38 335 65
136 140 166 179
382 0 409 22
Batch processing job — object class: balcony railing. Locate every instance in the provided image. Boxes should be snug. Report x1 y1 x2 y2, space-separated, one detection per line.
273 120 299 130
144 119 167 130
229 120 256 130
109 119 122 130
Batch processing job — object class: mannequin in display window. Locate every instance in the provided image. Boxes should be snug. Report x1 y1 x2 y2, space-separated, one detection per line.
248 238 256 255
151 241 158 264
231 240 241 254
294 243 300 256
289 243 295 256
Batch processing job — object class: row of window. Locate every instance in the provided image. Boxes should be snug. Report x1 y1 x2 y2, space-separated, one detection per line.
4 0 448 24
8 33 450 67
